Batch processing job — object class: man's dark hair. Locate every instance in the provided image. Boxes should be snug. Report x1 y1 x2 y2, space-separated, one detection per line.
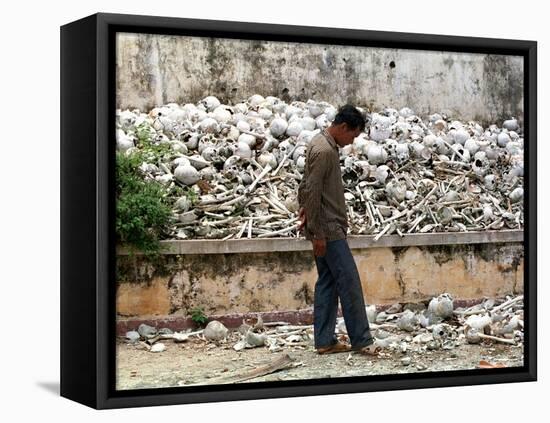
332 104 366 131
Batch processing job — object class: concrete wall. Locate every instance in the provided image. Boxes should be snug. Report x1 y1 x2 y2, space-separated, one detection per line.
116 232 524 322
116 32 524 125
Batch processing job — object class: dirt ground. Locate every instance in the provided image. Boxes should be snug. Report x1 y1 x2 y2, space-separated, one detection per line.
115 330 524 390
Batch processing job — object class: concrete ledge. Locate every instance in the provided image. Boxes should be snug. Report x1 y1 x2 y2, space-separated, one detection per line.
117 230 523 255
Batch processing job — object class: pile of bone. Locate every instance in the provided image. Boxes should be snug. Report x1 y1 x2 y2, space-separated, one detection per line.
339 293 524 357
124 294 524 364
232 315 314 353
116 94 524 240
226 293 524 357
124 324 205 353
123 317 314 354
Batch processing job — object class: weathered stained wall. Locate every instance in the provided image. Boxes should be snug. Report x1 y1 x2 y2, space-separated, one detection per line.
116 242 524 319
116 32 524 125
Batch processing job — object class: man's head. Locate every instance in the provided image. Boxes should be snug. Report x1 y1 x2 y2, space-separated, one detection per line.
328 104 366 147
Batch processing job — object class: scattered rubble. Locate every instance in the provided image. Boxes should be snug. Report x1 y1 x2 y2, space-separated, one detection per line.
125 330 140 343
477 360 507 369
428 293 454 320
137 323 157 339
150 343 166 353
118 292 524 391
203 320 229 341
117 293 524 387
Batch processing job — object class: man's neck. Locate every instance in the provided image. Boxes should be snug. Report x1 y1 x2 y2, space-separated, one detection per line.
326 126 341 147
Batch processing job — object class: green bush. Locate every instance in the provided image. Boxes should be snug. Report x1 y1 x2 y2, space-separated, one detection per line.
116 150 172 258
189 306 208 327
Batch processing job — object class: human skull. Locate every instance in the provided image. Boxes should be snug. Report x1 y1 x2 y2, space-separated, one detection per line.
432 323 456 341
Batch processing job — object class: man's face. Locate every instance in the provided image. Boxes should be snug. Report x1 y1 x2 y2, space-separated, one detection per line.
336 123 362 146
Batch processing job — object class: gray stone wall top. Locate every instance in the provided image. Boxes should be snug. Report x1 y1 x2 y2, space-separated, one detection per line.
116 32 524 125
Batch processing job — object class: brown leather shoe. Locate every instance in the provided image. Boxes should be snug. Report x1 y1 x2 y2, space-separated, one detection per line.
316 342 351 354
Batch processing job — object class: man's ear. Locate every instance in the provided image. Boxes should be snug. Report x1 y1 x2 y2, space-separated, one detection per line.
337 122 348 133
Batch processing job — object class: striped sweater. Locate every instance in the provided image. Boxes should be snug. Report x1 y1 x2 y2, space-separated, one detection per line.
297 128 348 241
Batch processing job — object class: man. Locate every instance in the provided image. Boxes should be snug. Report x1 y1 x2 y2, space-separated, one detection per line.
297 104 380 356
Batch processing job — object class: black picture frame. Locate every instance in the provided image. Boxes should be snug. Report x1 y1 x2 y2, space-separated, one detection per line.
60 12 537 409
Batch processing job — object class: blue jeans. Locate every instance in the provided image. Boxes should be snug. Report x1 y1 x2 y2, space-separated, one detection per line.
313 238 374 350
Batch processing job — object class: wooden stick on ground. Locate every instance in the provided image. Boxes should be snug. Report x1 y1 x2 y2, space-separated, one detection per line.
212 353 294 384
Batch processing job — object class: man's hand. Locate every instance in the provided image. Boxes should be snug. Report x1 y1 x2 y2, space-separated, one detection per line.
298 207 326 256
298 207 307 233
312 238 326 257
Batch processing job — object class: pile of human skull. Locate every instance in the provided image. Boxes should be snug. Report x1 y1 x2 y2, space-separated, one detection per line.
125 293 524 371
358 293 524 354
116 94 524 240
230 294 524 355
